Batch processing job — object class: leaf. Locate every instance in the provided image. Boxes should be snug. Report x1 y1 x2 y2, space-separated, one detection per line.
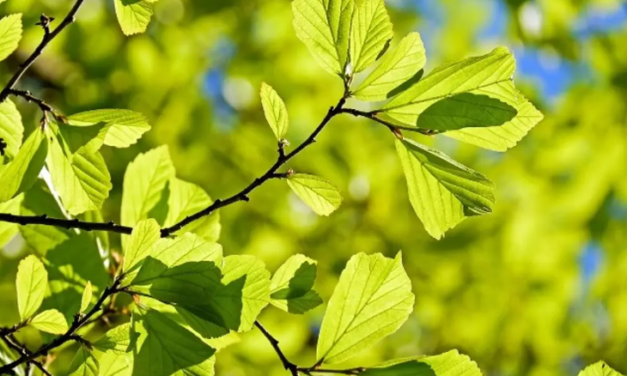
122 219 160 280
0 98 23 159
163 178 220 243
260 83 289 140
0 14 22 62
353 32 426 101
57 122 110 154
46 129 112 215
317 253 414 364
445 91 544 151
114 0 154 36
360 350 482 376
270 254 322 314
16 255 48 321
121 146 174 227
98 351 133 376
94 323 133 354
416 93 517 131
292 0 354 75
68 345 99 376
350 0 393 73
67 109 151 148
395 138 495 239
382 47 516 127
0 129 47 203
578 362 624 376
287 173 343 216
80 281 92 313
0 194 23 248
29 309 69 334
133 310 216 376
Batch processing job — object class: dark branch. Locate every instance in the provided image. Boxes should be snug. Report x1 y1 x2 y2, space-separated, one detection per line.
0 0 85 102
0 213 133 235
340 108 440 136
8 89 57 116
0 334 52 376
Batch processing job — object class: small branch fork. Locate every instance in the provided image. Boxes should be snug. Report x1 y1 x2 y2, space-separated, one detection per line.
254 321 365 376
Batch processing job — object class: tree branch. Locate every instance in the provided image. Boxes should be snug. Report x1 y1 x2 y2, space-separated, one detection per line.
0 278 122 375
0 0 86 102
0 334 52 376
0 213 134 235
340 108 440 136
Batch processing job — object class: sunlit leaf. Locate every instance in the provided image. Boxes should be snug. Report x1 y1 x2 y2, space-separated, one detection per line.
16 255 47 321
68 345 99 376
350 0 393 73
0 99 23 159
67 109 151 148
287 173 342 216
395 138 495 239
122 218 161 281
98 351 133 376
29 309 69 334
317 253 414 364
578 362 624 376
361 350 482 376
114 0 153 36
94 323 133 354
260 83 289 140
0 129 47 203
0 14 22 61
292 0 354 75
0 194 22 248
270 254 322 314
80 281 92 313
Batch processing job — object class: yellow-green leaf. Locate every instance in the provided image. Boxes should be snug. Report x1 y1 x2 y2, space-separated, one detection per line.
287 173 342 216
68 345 99 376
350 0 393 73
260 83 289 140
80 281 92 313
361 350 482 376
122 218 161 283
114 0 153 36
270 254 322 314
0 98 23 159
30 309 68 334
16 255 47 321
67 109 151 148
578 362 624 376
0 129 47 203
0 14 22 61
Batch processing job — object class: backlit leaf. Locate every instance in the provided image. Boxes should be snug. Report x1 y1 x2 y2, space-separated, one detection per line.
0 129 47 203
270 254 322 314
350 0 393 73
67 109 151 148
68 345 99 376
114 0 153 36
361 350 482 376
30 309 69 334
16 255 47 321
0 14 22 61
260 83 289 140
287 173 342 216
0 99 23 159
578 362 624 376
122 219 160 281
94 323 133 354
80 281 92 313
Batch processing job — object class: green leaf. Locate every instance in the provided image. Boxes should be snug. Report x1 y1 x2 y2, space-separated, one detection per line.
29 309 69 334
360 350 482 376
98 351 133 376
94 323 133 354
0 14 22 62
0 98 23 159
317 253 414 364
292 0 354 76
121 146 174 227
0 194 23 248
67 109 151 148
133 310 215 376
57 122 110 154
287 173 343 216
0 129 47 203
349 0 393 73
122 219 160 281
445 91 544 151
382 47 516 127
260 83 289 140
163 178 221 243
68 345 99 376
80 281 92 313
46 128 112 215
353 32 425 101
395 138 495 239
16 255 48 321
114 0 153 36
416 93 517 131
270 254 322 314
578 362 624 376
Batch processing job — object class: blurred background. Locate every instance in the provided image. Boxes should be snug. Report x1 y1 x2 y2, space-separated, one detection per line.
0 0 626 375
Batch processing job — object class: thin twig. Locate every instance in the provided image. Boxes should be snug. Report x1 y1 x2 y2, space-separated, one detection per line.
340 108 440 136
255 321 299 376
1 329 52 376
0 213 134 235
8 89 58 116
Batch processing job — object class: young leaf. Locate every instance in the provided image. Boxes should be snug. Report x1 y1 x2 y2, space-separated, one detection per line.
395 138 495 239
270 254 322 314
353 32 426 101
0 129 47 203
163 178 221 242
122 218 161 280
121 146 174 227
67 109 151 148
292 0 354 76
260 83 289 140
287 173 343 216
57 122 110 154
0 14 22 62
578 362 624 376
360 350 482 376
80 281 92 313
317 253 414 364
445 91 544 151
16 255 48 321
133 310 216 376
94 323 133 354
98 351 133 376
382 47 516 127
68 345 99 376
350 0 393 73
0 99 23 159
0 194 23 249
114 0 153 36
29 309 69 334
46 129 112 215
416 93 517 131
